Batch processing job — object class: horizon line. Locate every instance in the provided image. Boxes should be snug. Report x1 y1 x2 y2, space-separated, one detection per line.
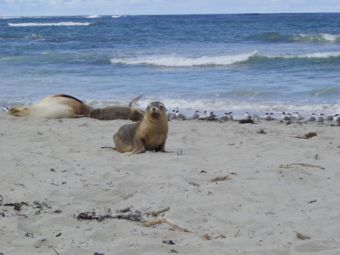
1 11 340 18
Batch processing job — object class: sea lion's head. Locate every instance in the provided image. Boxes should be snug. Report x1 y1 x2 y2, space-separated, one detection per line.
9 107 29 117
145 101 167 119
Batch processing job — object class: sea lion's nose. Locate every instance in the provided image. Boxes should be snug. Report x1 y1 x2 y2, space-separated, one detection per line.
151 107 157 112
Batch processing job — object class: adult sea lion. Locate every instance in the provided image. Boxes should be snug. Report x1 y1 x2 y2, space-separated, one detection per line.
113 101 168 154
9 94 93 118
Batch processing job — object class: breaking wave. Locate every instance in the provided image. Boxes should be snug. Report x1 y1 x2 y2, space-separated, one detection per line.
1 50 340 67
110 51 340 67
110 52 258 67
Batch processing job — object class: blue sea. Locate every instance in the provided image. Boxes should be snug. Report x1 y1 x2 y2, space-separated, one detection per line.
1 13 340 115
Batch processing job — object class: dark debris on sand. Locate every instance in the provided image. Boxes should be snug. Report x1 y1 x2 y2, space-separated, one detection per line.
76 208 144 223
296 231 311 240
75 207 194 233
257 129 267 134
295 132 317 139
239 119 255 124
1 199 54 217
76 211 114 222
210 175 232 182
162 240 175 245
3 202 29 211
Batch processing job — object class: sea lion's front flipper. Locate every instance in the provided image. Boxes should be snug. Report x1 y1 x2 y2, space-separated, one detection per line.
131 136 146 154
155 141 167 152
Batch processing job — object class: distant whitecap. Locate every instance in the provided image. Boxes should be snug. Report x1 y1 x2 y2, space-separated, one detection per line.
86 15 100 19
8 22 92 27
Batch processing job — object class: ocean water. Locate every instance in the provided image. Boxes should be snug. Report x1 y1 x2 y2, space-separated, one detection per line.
1 13 340 115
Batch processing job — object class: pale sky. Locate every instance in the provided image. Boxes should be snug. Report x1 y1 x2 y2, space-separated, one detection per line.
1 0 340 16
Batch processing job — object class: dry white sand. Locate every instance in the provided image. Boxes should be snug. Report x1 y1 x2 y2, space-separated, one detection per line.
0 112 340 255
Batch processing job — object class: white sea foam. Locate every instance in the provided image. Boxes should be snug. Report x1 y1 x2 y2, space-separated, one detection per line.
320 33 340 42
110 51 257 67
86 98 340 117
298 51 340 58
112 15 121 18
8 22 92 27
273 51 340 59
147 99 340 114
4 97 338 117
295 33 340 43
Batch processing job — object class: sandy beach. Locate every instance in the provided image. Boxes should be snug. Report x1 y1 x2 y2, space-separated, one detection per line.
0 112 340 254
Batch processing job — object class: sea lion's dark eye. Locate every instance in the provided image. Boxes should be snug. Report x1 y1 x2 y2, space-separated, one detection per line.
159 105 163 109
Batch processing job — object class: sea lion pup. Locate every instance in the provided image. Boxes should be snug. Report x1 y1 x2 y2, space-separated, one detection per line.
90 106 144 121
90 96 144 121
9 94 93 118
113 101 168 154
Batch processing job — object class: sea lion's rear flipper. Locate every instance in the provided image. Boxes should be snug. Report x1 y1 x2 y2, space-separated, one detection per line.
128 108 144 121
135 109 144 115
128 95 143 108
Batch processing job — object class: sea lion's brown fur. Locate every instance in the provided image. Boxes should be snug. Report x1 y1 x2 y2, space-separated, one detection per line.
90 106 144 121
9 94 93 118
113 101 168 154
90 96 144 121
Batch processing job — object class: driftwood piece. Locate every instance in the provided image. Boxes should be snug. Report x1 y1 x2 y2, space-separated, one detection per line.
143 218 191 232
145 207 170 217
279 163 325 170
257 129 267 134
203 233 226 240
